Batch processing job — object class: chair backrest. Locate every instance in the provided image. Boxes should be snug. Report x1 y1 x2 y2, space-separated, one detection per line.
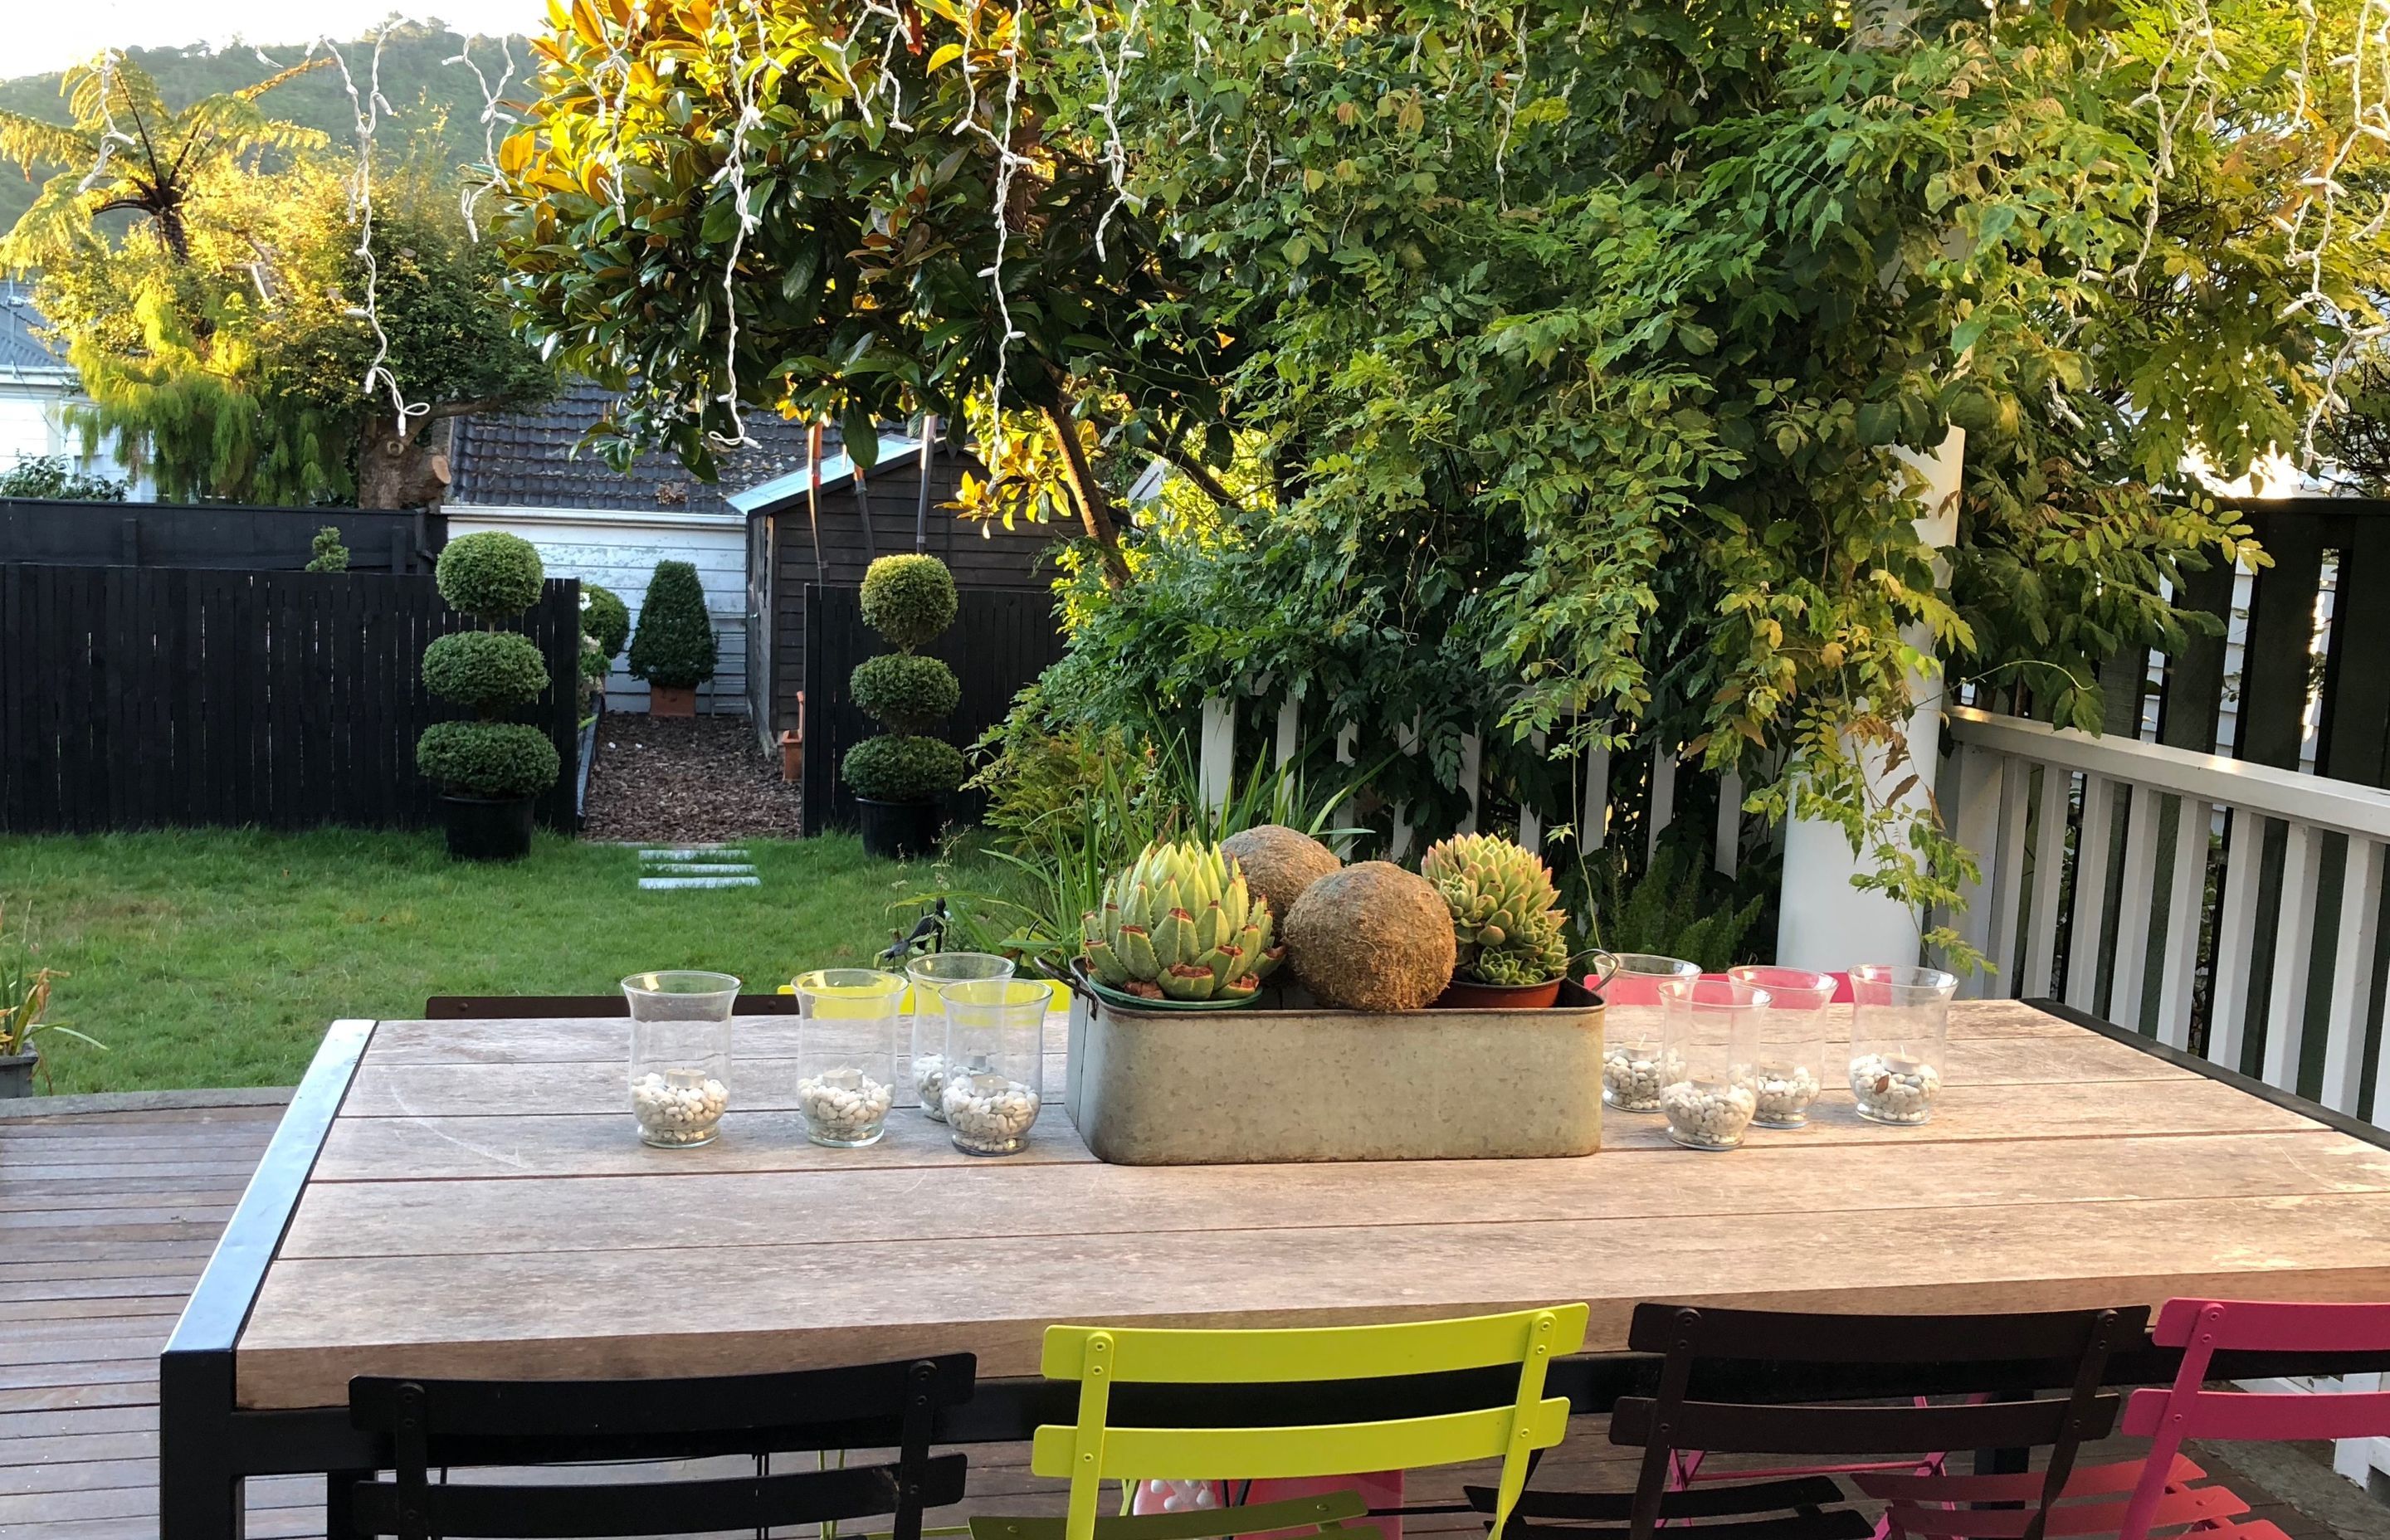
345 1353 974 1539
422 993 802 1018
1032 1307 1590 1540
1611 1304 2144 1540
2115 1299 2390 1540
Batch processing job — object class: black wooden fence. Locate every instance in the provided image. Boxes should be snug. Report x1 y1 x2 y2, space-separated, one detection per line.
802 585 1068 835
0 565 581 833
0 500 445 573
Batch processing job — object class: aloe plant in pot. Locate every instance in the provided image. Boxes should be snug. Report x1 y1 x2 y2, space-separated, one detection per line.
842 554 966 859
0 906 99 1097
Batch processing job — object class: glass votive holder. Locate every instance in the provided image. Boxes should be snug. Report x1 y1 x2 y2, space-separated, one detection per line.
1657 974 1768 1151
622 970 739 1148
1848 963 1958 1125
905 952 1016 1122
1594 952 1703 1111
939 978 1050 1156
792 968 904 1147
1729 965 1837 1128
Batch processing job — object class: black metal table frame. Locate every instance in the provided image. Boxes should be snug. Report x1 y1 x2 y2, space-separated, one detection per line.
159 1002 2390 1538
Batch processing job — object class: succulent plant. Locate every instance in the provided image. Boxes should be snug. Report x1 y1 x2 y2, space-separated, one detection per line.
1421 834 1572 987
1081 839 1283 1001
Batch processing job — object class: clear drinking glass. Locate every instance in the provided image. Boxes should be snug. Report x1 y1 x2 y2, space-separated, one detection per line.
905 952 1016 1122
1657 974 1769 1151
1595 952 1703 1111
1729 965 1837 1128
792 968 905 1147
1848 964 1958 1125
623 970 740 1148
939 978 1049 1156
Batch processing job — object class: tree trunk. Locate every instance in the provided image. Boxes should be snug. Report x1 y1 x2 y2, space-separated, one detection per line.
356 414 453 511
1041 401 1130 587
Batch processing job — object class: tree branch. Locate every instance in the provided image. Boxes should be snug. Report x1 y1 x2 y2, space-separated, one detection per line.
1155 438 1244 514
1040 400 1129 587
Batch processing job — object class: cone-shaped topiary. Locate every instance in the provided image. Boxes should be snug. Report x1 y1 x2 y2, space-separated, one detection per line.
1220 825 1341 922
1081 838 1282 1001
842 553 965 807
1282 861 1456 1012
627 560 717 691
1421 834 1572 987
416 530 559 828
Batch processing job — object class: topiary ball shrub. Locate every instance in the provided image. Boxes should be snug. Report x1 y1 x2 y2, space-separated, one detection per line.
417 720 563 800
422 631 550 714
581 582 631 658
851 653 961 734
628 559 717 690
859 553 958 651
843 735 968 803
436 531 545 621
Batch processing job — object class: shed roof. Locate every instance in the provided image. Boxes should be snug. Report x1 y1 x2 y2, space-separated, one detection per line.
450 380 833 516
0 281 75 385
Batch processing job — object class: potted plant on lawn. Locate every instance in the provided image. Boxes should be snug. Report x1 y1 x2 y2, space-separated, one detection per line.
417 531 561 862
843 554 967 860
581 582 631 716
1421 834 1573 1008
0 906 98 1097
628 559 715 717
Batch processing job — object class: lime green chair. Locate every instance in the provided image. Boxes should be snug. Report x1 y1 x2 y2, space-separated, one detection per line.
969 1305 1591 1540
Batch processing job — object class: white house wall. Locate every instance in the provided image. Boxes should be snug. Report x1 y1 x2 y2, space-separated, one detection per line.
446 504 750 714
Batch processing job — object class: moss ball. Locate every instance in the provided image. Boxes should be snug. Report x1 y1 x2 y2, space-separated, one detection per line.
1282 860 1456 1013
1222 824 1342 922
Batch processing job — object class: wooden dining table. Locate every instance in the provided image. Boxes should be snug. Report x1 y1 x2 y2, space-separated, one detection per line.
159 997 2390 1537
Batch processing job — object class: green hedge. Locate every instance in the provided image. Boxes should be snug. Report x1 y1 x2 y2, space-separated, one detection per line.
416 720 562 799
627 559 717 690
842 734 966 802
851 652 960 734
859 554 957 651
436 531 545 620
581 583 632 658
422 631 550 712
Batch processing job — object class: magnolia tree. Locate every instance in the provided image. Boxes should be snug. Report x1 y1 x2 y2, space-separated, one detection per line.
493 0 2389 953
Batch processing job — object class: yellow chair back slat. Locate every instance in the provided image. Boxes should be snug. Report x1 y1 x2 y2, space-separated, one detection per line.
972 1490 1375 1540
1032 1304 1588 1540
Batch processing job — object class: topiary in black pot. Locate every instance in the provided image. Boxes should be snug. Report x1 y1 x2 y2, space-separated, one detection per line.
627 559 716 716
417 531 560 860
843 554 964 860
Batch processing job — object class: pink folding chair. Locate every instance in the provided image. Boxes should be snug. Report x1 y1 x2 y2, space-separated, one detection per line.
2110 1299 2390 1540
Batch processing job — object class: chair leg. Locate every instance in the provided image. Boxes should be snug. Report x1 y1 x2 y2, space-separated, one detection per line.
324 1468 371 1539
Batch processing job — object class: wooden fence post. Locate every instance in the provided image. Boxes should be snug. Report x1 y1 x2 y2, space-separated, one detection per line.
1275 691 1300 772
1456 733 1482 836
1198 696 1234 816
1519 730 1549 850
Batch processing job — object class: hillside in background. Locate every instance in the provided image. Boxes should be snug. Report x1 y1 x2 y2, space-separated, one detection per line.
0 22 536 236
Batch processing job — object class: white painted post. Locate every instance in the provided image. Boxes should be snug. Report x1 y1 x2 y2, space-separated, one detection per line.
1583 742 1612 851
1776 427 1965 972
1456 733 1483 836
1274 693 1300 772
1198 696 1234 816
1944 743 2005 997
1519 729 1549 850
1714 769 1744 879
1646 743 1676 862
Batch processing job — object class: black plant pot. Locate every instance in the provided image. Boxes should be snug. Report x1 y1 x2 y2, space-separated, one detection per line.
442 794 537 862
0 1047 35 1099
856 797 943 861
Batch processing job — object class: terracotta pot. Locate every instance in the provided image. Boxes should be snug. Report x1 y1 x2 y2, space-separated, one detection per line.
779 730 802 782
1432 976 1563 1011
649 685 697 717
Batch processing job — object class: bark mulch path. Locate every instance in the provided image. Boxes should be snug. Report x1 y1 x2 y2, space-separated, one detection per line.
581 714 806 843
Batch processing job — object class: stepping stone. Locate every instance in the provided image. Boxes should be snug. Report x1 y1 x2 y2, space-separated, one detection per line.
638 875 763 891
639 847 749 861
646 862 758 876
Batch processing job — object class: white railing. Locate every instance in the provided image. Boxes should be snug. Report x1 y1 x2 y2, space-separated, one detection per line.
1943 706 2390 1118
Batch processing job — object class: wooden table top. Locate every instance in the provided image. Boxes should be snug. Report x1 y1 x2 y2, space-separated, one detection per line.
230 1001 2390 1411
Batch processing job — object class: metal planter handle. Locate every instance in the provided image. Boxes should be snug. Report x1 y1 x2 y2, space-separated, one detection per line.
1583 950 1622 996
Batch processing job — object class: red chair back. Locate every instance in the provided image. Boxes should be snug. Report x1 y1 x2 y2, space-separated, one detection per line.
2115 1300 2390 1540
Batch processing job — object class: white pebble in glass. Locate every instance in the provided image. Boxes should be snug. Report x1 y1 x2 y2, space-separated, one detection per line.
623 969 739 1150
1848 963 1957 1128
793 967 905 1148
1657 973 1769 1152
939 978 1049 1157
906 952 1014 1122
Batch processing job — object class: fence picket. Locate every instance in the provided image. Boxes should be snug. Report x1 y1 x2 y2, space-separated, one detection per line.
1581 743 1610 852
2209 810 2269 1072
2107 782 2164 1032
1983 756 2032 994
2153 798 2213 1050
2022 766 2071 997
2063 774 2119 1014
2261 821 2324 1091
2322 838 2387 1114
1715 769 1744 879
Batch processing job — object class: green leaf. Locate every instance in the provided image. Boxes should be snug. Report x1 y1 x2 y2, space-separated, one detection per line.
844 405 880 472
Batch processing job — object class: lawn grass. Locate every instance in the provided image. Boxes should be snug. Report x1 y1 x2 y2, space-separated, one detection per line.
1 829 942 1094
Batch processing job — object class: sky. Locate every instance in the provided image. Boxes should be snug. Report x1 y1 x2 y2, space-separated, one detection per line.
6 2 551 77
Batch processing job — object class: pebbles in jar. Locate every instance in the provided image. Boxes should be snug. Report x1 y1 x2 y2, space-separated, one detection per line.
1602 1045 1676 1111
911 1052 950 1121
1849 1052 1940 1124
1660 1079 1757 1150
942 1070 1039 1155
632 1068 728 1148
1751 1061 1822 1128
798 1066 895 1146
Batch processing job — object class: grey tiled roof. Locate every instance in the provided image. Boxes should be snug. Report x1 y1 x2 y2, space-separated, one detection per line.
0 281 73 382
450 380 833 515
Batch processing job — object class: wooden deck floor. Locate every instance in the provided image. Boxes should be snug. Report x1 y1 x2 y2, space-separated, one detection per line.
2 1099 2381 1540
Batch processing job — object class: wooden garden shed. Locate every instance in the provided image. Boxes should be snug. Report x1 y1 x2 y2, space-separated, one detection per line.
730 431 1068 829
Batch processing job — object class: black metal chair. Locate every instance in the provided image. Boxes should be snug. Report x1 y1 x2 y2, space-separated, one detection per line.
1466 1302 2144 1540
339 1353 975 1539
